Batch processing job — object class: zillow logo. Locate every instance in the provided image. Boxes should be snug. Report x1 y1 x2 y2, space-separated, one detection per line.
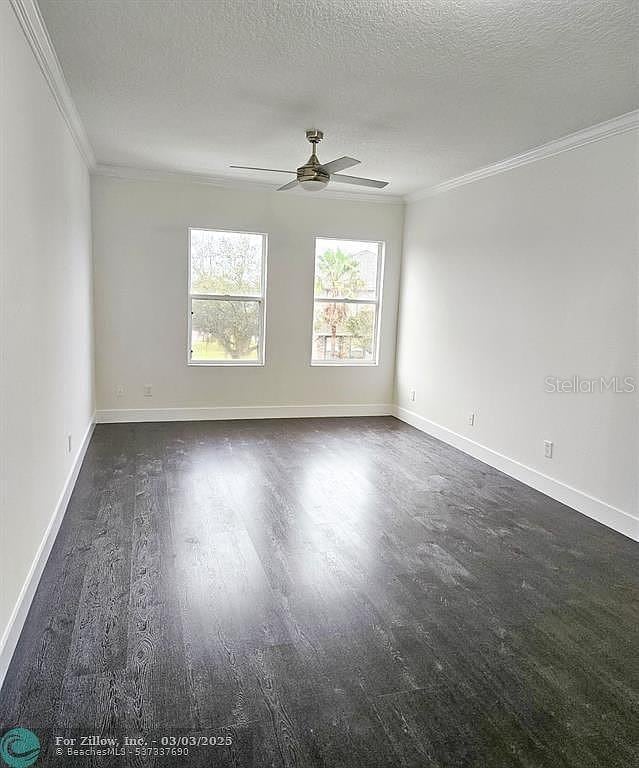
0 729 40 768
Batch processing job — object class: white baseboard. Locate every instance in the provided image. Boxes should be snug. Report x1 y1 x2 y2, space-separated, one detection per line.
0 415 96 688
96 403 393 423
392 406 639 542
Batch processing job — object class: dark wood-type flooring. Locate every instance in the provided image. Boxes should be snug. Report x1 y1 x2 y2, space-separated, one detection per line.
1 417 637 767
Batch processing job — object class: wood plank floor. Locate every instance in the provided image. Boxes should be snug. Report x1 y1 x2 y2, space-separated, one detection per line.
1 417 637 767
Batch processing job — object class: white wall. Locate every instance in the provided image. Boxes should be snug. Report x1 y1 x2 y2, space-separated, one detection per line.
91 174 403 417
395 130 639 537
0 3 94 673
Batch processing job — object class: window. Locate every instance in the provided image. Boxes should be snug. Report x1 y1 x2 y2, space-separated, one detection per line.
188 228 267 365
311 237 384 365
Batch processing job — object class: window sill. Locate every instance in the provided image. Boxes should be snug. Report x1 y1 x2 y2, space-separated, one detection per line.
310 361 379 367
188 361 265 367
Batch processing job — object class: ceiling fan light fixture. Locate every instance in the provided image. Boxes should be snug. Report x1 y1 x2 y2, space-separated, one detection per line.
298 177 329 191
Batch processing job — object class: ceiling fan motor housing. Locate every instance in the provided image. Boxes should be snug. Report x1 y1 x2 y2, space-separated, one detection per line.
297 165 329 183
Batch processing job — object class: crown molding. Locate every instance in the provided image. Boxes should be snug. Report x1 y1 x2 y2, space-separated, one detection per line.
92 163 404 205
10 0 95 168
405 109 639 203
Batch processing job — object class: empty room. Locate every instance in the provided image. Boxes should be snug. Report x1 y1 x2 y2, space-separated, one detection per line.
0 1 637 766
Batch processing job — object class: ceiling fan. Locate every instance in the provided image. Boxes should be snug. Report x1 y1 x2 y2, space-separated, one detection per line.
230 130 388 192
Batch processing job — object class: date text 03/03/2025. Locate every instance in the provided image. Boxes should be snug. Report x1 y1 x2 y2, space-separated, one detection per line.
53 734 234 757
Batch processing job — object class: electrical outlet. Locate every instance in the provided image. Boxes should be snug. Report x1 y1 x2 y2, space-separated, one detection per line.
409 388 416 403
66 434 72 454
544 440 553 459
468 412 475 427
143 384 152 397
116 384 124 397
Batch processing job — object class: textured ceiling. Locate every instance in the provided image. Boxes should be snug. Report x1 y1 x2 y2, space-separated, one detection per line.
38 0 638 196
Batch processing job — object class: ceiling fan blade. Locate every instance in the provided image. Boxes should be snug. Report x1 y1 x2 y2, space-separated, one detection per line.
331 173 388 189
277 179 300 191
319 156 360 174
230 165 296 173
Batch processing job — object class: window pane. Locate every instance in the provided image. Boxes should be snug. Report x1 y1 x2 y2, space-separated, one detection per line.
314 238 379 300
190 229 263 296
191 298 260 361
312 302 376 362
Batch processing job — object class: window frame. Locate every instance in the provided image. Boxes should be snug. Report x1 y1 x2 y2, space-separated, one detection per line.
310 235 385 367
187 226 268 367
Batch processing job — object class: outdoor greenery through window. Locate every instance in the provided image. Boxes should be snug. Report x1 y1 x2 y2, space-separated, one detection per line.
312 237 383 364
189 228 266 364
